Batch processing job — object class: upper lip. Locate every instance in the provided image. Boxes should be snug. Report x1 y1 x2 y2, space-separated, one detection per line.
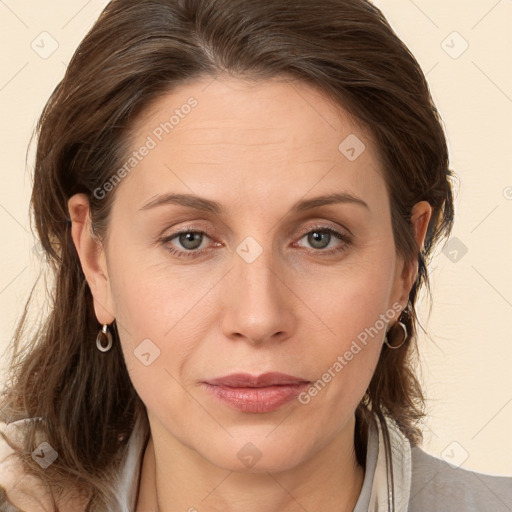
204 372 310 388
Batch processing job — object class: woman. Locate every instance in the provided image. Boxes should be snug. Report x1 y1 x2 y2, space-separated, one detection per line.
0 0 510 510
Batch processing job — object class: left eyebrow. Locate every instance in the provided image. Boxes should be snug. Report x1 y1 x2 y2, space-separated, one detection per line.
293 192 370 212
139 191 370 214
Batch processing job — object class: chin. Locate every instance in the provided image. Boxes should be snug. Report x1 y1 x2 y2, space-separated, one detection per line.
194 432 315 474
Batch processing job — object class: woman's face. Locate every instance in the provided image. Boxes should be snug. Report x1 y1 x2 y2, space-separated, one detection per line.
71 76 430 472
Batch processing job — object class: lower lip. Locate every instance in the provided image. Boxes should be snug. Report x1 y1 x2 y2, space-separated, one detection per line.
201 382 310 413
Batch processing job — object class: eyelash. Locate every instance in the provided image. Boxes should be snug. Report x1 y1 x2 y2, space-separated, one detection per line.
159 224 352 259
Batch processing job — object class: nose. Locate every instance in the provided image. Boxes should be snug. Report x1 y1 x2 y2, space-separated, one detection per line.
221 246 296 346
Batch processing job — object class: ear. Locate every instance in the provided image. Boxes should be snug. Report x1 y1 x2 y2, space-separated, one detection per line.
394 200 433 309
68 193 115 325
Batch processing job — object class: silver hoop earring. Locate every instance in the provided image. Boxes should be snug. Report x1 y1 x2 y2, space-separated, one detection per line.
384 320 408 349
96 324 113 352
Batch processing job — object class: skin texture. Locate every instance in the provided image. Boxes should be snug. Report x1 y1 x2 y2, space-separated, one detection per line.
69 76 431 512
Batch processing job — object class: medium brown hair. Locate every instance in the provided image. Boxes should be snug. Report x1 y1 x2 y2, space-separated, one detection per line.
1 0 455 508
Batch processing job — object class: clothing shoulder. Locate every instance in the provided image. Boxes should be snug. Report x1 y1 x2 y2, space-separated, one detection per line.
408 445 512 512
0 419 54 511
0 419 89 512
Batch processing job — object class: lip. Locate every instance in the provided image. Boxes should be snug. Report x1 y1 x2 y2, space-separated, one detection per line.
201 372 311 413
205 372 309 388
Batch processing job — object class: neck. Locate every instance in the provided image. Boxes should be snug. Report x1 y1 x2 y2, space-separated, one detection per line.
136 415 365 512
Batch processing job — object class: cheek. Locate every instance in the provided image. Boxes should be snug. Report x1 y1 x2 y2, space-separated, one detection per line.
106 226 395 425
292 252 395 409
294 298 386 430
106 249 219 411
296 243 395 341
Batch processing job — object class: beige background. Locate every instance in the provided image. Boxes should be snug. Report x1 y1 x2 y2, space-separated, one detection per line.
0 0 511 476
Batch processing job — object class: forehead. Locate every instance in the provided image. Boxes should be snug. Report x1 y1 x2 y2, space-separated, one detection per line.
115 76 386 215
134 76 371 152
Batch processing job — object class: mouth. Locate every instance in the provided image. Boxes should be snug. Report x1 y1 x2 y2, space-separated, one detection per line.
200 372 311 413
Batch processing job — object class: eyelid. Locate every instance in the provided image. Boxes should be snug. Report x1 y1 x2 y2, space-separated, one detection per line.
159 222 215 240
159 220 353 260
295 220 351 238
159 220 350 244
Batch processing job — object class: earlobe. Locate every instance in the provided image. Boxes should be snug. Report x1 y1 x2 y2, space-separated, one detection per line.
67 193 115 325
